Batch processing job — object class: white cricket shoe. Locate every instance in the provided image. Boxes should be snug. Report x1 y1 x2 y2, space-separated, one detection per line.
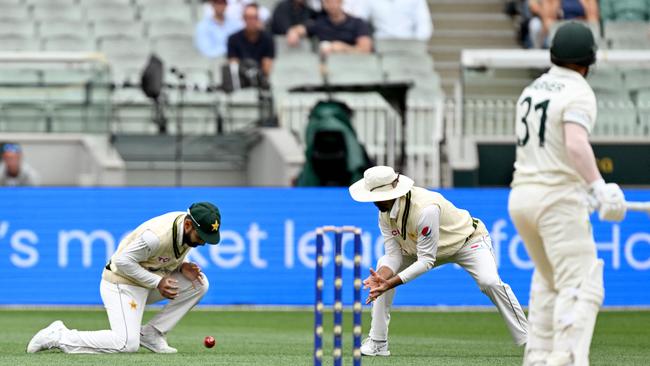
26 320 66 353
140 325 178 353
360 337 390 356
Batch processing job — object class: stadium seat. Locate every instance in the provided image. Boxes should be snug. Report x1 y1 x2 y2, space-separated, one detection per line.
85 4 137 22
41 35 95 52
0 69 41 85
0 103 49 133
381 53 434 75
139 5 194 24
271 53 321 90
0 4 30 22
98 35 150 66
146 19 194 39
636 90 650 134
93 20 145 40
0 0 24 5
624 69 650 91
25 0 77 6
52 104 111 133
38 20 89 38
81 0 132 6
32 5 84 22
326 54 383 85
375 39 428 55
604 21 650 49
151 34 208 69
600 0 650 21
594 95 638 136
274 36 312 56
0 19 35 38
587 68 626 93
0 34 40 51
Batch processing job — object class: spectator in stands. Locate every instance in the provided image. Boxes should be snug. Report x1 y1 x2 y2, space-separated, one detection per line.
203 0 271 25
270 0 317 36
227 3 275 76
286 0 372 55
348 0 433 40
0 142 39 186
195 0 243 58
528 0 599 49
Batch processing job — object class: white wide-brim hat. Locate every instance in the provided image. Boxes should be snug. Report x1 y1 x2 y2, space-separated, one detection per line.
349 166 414 202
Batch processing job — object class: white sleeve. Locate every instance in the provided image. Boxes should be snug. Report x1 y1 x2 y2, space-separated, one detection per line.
398 205 439 283
414 0 433 39
112 230 163 289
378 215 403 274
563 88 597 134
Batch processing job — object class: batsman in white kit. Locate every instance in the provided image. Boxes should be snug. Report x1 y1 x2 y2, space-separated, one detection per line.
26 202 221 354
508 22 627 366
349 166 528 356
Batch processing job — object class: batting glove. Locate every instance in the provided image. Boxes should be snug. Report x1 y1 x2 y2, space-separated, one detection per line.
590 179 626 222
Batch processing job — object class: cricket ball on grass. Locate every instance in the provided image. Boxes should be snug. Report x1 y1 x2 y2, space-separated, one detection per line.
204 336 216 348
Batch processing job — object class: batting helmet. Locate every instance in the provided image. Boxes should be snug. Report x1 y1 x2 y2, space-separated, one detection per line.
550 21 597 67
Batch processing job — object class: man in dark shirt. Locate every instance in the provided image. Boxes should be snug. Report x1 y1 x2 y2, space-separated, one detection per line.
270 0 316 35
286 0 372 55
227 3 275 76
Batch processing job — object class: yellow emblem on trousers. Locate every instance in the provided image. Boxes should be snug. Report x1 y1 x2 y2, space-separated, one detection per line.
129 299 137 310
211 220 219 232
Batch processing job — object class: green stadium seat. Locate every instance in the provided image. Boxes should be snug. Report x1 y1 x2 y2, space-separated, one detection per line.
375 39 428 55
381 54 434 76
139 4 194 24
274 36 312 56
604 21 650 49
151 34 208 69
0 5 30 22
623 69 650 91
326 54 384 85
0 103 49 133
594 95 639 136
38 20 89 38
85 4 137 22
32 5 84 22
0 34 40 51
146 19 194 39
41 35 95 52
81 0 132 6
0 19 35 38
587 68 626 92
600 0 649 21
51 104 110 133
93 20 145 40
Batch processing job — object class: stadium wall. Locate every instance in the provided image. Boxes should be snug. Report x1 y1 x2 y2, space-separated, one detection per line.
1 188 648 307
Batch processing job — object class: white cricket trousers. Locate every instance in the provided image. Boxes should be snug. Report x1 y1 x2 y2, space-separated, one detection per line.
369 235 528 345
509 184 603 366
58 272 209 353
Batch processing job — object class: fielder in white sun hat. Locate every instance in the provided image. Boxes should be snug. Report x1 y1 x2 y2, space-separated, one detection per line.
349 166 414 203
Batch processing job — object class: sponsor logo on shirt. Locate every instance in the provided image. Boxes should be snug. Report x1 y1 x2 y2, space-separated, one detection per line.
421 226 431 237
158 256 170 263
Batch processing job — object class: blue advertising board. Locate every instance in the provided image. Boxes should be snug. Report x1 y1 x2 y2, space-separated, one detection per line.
1 188 648 306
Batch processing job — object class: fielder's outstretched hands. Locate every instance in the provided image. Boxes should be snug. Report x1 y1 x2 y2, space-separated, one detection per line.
364 268 391 304
180 262 204 288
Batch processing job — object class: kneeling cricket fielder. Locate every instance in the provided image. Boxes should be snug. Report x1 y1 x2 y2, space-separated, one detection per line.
27 202 221 354
350 166 528 356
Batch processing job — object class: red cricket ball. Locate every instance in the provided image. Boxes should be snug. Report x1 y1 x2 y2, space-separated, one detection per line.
204 336 216 348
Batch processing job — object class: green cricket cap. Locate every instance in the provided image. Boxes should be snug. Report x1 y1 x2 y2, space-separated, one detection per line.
188 202 221 244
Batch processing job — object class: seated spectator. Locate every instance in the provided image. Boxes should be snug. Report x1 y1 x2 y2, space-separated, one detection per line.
228 3 275 76
270 0 317 36
528 0 599 48
286 0 372 55
348 0 433 40
203 0 271 25
0 142 39 186
195 0 243 58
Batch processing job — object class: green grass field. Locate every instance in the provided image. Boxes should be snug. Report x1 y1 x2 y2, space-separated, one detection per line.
2 309 649 365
